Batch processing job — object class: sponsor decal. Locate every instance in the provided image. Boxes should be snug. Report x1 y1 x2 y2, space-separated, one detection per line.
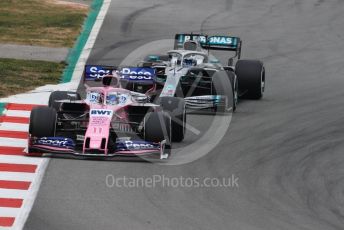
85 65 114 80
116 140 160 151
35 137 75 148
120 67 155 81
179 35 207 44
119 94 128 104
164 84 175 95
186 95 223 104
113 123 132 132
148 55 159 61
176 34 238 48
76 135 85 141
85 66 158 81
161 86 175 97
87 92 101 103
208 36 234 45
90 109 112 116
116 137 131 141
187 95 222 100
90 109 113 126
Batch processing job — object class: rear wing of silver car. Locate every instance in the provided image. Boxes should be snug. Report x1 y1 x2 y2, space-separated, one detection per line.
174 33 242 59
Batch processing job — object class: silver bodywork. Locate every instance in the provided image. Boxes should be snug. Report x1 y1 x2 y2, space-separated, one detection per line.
158 50 230 111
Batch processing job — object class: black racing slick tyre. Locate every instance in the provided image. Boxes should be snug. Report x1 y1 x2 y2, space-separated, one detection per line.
144 111 171 143
158 97 186 142
144 111 172 158
48 91 81 111
235 60 265 100
29 106 57 137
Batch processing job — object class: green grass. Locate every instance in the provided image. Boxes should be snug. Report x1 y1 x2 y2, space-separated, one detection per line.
0 58 65 97
0 0 88 47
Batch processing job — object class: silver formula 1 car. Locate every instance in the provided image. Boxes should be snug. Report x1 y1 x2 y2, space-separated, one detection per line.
138 33 266 112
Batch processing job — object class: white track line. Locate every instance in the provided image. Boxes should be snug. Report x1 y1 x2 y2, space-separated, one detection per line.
4 111 30 118
0 123 29 132
0 172 35 182
0 138 27 148
70 0 112 86
0 189 28 200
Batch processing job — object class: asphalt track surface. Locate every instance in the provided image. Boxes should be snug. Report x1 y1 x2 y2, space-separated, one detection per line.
25 0 344 229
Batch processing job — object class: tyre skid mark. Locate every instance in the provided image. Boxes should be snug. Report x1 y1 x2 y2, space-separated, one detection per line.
121 4 163 36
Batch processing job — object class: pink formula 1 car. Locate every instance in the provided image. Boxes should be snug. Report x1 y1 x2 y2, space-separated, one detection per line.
27 73 176 160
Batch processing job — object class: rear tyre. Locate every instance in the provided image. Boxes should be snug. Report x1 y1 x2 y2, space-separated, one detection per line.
48 91 81 111
158 97 186 142
235 60 265 99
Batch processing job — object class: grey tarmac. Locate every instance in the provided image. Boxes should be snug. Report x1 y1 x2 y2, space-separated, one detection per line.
25 0 344 229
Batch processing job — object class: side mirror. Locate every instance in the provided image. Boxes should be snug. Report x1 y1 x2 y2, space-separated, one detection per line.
228 58 234 66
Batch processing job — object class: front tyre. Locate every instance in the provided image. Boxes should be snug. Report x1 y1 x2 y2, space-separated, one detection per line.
29 107 57 137
28 106 57 155
158 97 186 142
144 111 172 158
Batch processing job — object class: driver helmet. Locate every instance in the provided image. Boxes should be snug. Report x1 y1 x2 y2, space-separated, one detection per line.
106 93 118 105
183 58 197 66
183 40 198 51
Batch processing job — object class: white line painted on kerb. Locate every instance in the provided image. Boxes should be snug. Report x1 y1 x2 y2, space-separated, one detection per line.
0 123 29 132
0 208 21 217
0 172 35 181
5 110 31 118
0 155 44 165
0 138 27 148
0 189 28 199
